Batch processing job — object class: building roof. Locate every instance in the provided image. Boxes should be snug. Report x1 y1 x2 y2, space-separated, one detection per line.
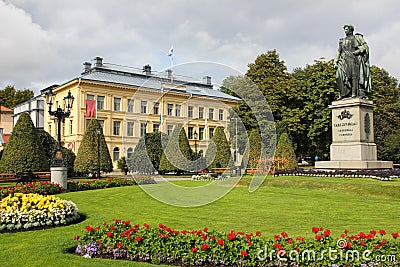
53 58 241 102
0 106 13 113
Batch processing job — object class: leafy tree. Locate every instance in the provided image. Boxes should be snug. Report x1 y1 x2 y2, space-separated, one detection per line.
0 113 48 173
296 59 337 159
127 132 169 174
37 129 76 177
205 126 232 169
0 85 34 108
159 125 194 174
74 119 112 176
369 66 400 160
275 132 298 169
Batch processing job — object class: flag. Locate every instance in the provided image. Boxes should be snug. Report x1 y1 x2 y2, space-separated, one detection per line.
85 99 97 118
168 46 174 56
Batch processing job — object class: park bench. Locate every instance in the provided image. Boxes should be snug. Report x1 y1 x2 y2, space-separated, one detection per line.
211 168 230 174
245 168 264 175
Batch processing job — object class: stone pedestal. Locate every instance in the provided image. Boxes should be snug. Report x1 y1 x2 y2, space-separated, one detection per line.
51 166 68 189
315 98 392 169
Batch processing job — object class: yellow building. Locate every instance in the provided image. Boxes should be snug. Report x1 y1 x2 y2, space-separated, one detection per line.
42 57 240 169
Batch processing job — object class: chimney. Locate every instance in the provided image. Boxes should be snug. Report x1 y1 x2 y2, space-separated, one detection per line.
166 69 173 80
83 62 92 72
94 56 103 67
143 64 151 75
203 76 212 85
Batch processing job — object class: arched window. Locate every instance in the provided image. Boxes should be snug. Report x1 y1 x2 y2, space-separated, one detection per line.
127 147 134 158
113 147 120 161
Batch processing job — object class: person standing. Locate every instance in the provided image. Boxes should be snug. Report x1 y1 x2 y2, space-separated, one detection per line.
334 25 371 99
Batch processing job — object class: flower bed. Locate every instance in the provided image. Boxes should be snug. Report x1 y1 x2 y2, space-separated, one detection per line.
67 177 156 191
274 169 400 181
0 181 64 199
0 193 79 232
74 220 400 266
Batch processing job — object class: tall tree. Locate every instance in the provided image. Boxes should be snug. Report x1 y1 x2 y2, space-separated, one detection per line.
0 113 48 173
205 126 232 169
74 119 112 176
0 85 34 108
369 66 400 160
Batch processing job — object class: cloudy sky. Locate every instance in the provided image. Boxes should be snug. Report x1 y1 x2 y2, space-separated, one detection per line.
1 0 399 94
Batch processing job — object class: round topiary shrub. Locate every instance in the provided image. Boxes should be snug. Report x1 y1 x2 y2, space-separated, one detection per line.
0 193 80 232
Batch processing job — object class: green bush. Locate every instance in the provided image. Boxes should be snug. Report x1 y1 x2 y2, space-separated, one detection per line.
74 119 113 176
159 125 194 174
275 132 298 169
205 126 232 169
37 129 76 177
0 113 49 173
117 157 128 175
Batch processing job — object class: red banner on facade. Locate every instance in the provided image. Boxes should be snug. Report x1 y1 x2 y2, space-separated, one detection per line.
85 100 97 118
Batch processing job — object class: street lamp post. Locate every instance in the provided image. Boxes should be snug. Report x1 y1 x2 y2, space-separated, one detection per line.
97 126 101 179
45 90 75 165
231 118 239 176
44 90 74 189
194 130 198 174
0 97 3 135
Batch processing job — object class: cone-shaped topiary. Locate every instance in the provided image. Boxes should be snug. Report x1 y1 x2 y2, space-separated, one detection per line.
244 128 262 169
159 125 194 174
127 132 169 174
74 119 112 176
205 126 232 169
37 129 75 177
0 113 49 173
275 132 298 169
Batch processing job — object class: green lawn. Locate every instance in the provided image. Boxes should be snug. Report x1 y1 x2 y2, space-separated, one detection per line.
0 176 399 266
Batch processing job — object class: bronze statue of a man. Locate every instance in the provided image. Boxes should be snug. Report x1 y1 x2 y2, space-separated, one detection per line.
334 25 371 99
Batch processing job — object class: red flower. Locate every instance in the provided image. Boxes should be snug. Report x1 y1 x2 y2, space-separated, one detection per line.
273 243 283 250
374 245 381 250
134 236 142 242
296 236 304 242
143 223 150 229
191 247 199 253
370 230 377 236
227 232 236 241
163 234 169 239
74 236 80 240
217 239 224 246
379 229 386 236
381 239 387 245
392 232 399 239
360 241 366 246
312 227 319 233
201 244 209 250
85 226 94 232
274 235 280 241
346 242 352 248
110 226 116 231
209 235 215 240
106 232 114 238
344 229 350 234
97 240 102 245
123 220 130 227
117 242 123 248
281 232 288 238
241 251 248 257
256 231 262 236
247 240 252 246
359 232 366 238
323 230 331 237
103 222 107 226
203 227 208 232
287 238 293 244
201 234 207 241
115 219 121 224
315 235 323 241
